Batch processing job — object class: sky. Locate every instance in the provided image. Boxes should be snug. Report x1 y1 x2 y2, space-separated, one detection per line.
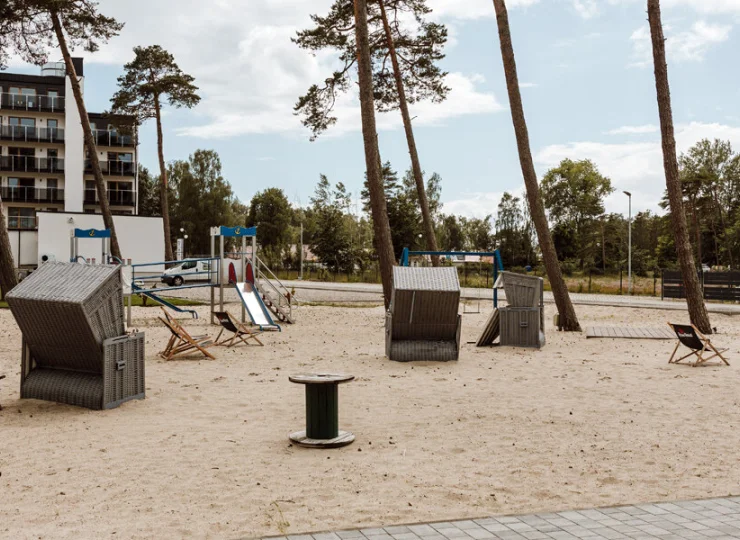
7 0 740 220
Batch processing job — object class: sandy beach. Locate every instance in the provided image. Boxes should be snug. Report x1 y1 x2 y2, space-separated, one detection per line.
1 301 739 539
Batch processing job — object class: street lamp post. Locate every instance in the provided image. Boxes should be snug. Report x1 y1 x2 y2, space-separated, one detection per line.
623 191 632 295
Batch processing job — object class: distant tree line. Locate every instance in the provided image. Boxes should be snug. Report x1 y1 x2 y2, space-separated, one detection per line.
138 137 740 277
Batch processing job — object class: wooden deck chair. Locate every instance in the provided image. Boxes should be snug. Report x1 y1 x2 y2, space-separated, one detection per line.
667 323 729 367
213 311 264 347
159 316 215 361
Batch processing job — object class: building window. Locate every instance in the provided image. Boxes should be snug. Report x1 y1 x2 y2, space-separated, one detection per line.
7 207 36 229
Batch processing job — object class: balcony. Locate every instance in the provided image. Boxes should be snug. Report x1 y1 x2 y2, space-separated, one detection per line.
0 92 65 112
0 156 64 173
0 125 65 143
84 159 135 177
84 188 135 206
0 186 64 203
8 216 37 230
91 129 135 147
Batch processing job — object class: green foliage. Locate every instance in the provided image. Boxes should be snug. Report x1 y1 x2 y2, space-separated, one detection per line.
247 188 293 265
293 0 449 139
137 164 160 217
494 192 534 267
0 0 123 67
310 175 362 272
541 158 614 269
167 150 242 256
110 45 200 122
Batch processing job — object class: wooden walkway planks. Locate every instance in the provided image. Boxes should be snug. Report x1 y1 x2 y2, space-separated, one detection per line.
586 326 675 339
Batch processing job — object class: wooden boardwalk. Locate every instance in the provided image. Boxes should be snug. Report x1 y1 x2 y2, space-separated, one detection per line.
585 326 675 339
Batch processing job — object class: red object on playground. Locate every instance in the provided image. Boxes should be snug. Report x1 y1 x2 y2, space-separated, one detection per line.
228 262 237 284
246 262 255 284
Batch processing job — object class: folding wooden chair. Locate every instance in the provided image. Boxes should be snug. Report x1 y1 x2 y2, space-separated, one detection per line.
667 323 730 367
159 316 215 361
213 311 264 347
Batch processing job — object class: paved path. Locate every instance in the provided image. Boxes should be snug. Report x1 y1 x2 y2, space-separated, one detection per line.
262 497 740 540
278 280 740 315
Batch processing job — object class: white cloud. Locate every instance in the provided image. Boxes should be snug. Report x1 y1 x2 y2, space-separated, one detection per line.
629 21 731 68
429 0 540 20
535 122 740 215
605 124 659 135
572 0 600 18
444 187 527 220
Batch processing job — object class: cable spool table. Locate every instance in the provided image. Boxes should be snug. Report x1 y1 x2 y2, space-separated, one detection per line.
289 373 355 448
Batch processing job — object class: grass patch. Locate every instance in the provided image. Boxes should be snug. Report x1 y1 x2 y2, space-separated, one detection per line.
0 301 8 309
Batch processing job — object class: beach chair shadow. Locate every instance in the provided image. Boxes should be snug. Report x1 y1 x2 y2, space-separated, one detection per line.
159 310 215 361
667 323 729 367
213 311 264 347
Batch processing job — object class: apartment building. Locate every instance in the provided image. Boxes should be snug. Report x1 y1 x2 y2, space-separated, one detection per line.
0 58 138 236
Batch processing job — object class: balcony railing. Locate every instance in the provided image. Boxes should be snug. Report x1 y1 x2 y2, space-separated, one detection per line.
0 92 65 112
0 156 64 173
84 188 135 206
8 216 37 230
84 159 135 176
91 130 135 147
0 125 65 143
0 186 64 203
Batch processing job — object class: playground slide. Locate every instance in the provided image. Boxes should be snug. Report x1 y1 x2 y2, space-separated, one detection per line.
234 282 281 331
131 283 199 319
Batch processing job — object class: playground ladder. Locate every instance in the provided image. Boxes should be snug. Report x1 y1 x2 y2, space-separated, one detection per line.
254 256 298 324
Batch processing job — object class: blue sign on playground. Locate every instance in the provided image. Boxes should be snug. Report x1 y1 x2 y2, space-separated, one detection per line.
219 226 256 238
74 228 111 239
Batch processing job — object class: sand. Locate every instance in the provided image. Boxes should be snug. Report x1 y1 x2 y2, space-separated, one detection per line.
1 301 739 539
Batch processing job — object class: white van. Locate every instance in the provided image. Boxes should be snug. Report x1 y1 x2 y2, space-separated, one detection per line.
161 260 213 286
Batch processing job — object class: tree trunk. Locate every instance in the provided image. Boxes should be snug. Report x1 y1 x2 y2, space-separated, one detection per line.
492 0 581 332
354 0 395 308
647 0 711 334
0 196 19 298
51 12 122 260
689 194 702 266
154 94 174 261
378 0 439 266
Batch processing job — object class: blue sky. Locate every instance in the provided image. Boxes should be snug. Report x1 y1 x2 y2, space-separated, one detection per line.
8 0 740 219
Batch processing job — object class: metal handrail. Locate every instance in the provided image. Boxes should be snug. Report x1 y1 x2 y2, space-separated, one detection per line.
255 256 299 320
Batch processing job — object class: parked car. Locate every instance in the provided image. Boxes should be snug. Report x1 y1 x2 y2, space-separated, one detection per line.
702 264 711 273
161 260 213 286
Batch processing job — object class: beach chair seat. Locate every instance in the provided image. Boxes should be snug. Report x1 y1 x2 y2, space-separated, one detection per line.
159 316 215 361
213 311 264 347
667 323 729 367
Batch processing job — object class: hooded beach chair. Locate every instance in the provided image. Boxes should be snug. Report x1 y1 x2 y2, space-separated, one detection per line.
159 315 215 361
385 266 462 362
667 323 729 367
213 311 264 347
6 262 145 410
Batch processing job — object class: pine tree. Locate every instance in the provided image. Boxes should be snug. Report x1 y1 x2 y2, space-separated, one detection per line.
492 0 581 331
647 0 711 333
111 45 200 261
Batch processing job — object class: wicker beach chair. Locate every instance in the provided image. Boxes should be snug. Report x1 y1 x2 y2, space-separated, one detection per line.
158 316 215 360
385 266 462 362
6 262 145 410
213 311 264 347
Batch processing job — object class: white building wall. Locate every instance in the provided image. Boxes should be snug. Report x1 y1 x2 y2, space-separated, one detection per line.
64 75 84 212
37 212 165 271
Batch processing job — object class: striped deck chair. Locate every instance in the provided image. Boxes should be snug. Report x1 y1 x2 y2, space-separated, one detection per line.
213 311 264 347
667 323 729 367
159 316 215 361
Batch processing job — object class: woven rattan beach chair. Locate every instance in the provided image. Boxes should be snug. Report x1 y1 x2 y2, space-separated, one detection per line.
385 266 462 362
6 262 145 410
213 311 264 347
667 323 729 367
159 316 215 361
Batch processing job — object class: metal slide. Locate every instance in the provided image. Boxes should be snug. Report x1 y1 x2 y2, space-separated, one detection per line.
131 283 199 319
234 282 281 331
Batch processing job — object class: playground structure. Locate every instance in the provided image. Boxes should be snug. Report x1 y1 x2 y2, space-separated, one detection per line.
400 248 505 308
64 225 294 330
